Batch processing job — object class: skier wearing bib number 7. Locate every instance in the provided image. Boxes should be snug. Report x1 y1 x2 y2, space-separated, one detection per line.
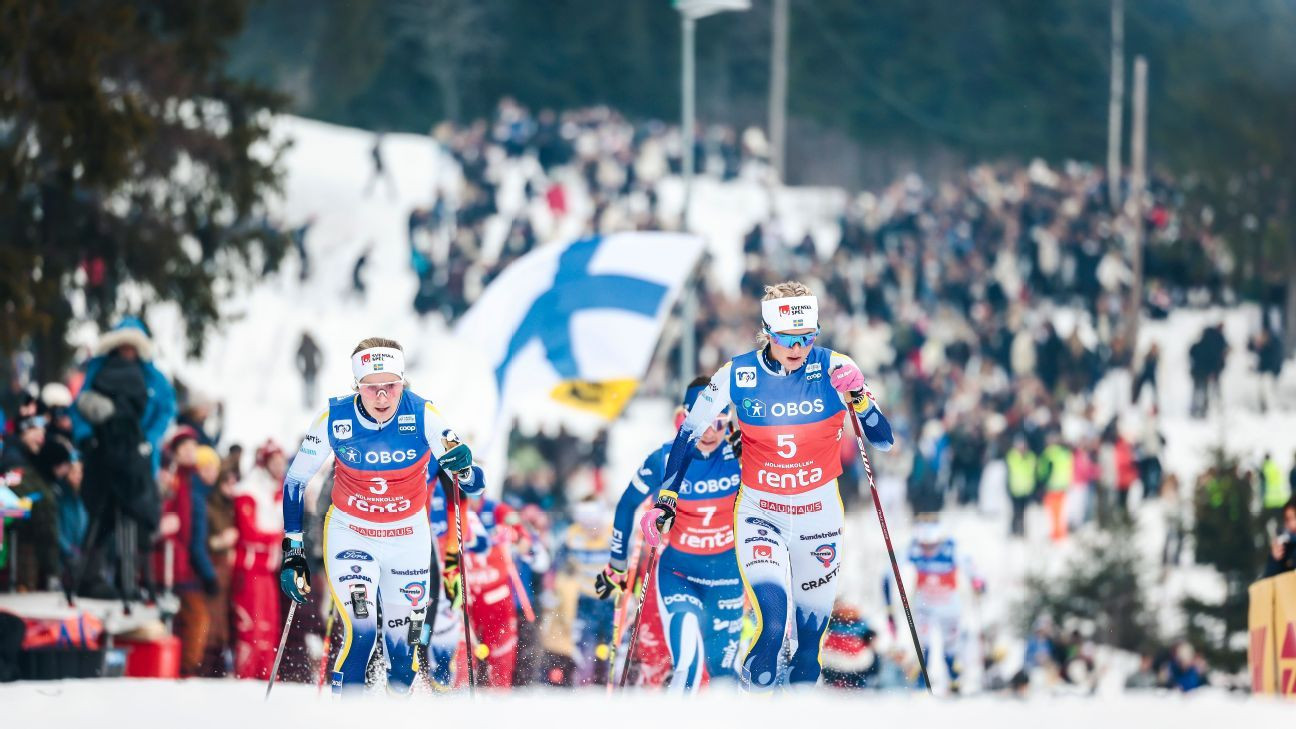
643 281 895 691
597 377 744 693
276 336 482 696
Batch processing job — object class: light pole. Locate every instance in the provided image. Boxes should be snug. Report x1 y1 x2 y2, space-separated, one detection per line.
673 0 749 389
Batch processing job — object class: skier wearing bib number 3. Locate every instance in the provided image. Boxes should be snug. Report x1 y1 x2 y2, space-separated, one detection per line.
644 282 894 691
277 337 481 696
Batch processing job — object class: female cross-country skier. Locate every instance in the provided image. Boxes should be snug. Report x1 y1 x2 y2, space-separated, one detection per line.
642 281 895 691
277 336 480 696
598 377 744 693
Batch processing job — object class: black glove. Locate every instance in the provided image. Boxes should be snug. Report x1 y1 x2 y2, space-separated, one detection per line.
279 536 311 604
593 564 627 600
442 551 461 603
725 422 743 457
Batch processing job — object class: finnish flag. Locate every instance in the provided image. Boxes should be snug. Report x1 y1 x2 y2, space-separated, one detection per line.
454 232 703 422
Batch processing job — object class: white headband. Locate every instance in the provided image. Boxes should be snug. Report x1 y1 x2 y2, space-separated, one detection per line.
352 347 405 382
761 295 819 333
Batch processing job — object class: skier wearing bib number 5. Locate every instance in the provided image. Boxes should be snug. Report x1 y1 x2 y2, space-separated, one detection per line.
277 337 481 696
644 282 894 691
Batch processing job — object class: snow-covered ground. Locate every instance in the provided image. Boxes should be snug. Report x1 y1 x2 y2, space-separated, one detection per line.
2 678 1291 727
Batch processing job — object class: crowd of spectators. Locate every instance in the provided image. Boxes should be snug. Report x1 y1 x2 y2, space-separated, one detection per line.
4 99 1294 692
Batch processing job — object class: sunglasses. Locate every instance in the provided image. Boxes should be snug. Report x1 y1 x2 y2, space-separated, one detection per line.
765 326 819 349
356 380 405 396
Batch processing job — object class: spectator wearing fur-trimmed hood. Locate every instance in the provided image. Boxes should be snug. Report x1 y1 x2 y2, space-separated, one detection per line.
70 317 176 475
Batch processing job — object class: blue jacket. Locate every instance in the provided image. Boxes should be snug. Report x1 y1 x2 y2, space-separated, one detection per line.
70 318 176 474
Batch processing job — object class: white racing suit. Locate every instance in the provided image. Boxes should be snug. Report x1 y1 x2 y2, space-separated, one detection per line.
658 346 892 691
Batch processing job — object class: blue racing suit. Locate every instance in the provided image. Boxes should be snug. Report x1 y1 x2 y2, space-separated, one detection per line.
611 440 744 693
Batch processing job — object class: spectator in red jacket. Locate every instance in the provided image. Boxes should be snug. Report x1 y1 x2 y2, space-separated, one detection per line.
1114 434 1138 515
230 440 286 679
158 427 219 676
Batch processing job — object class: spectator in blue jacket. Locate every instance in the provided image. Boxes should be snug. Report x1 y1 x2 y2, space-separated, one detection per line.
70 317 175 600
71 317 176 475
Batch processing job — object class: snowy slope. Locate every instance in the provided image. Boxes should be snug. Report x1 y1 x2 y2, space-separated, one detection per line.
2 678 1289 727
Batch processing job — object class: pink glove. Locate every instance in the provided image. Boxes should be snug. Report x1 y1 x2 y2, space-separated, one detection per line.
639 508 667 548
830 363 864 394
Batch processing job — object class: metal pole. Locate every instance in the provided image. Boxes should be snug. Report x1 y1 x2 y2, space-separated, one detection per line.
845 390 933 694
1106 0 1125 211
1128 56 1148 350
265 602 299 700
679 14 697 390
682 14 695 229
769 0 788 183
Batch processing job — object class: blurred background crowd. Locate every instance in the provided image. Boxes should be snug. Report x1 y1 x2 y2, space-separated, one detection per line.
4 97 1295 693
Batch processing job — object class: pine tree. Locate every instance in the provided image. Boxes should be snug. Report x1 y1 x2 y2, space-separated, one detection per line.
0 0 287 378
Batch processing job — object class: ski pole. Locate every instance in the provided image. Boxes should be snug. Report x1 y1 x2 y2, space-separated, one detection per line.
449 471 477 695
316 603 336 695
617 544 660 688
606 530 646 694
845 388 932 694
265 601 298 700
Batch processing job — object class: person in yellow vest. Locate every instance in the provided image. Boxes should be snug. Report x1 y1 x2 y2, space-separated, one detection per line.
1038 433 1073 542
1261 453 1291 528
1005 436 1036 538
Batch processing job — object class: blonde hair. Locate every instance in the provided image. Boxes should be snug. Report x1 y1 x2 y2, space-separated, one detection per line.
756 280 815 347
352 337 403 356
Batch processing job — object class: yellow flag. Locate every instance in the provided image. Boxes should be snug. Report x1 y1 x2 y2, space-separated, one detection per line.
549 379 639 420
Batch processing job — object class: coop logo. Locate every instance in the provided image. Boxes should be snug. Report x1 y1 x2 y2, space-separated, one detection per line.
735 367 758 388
805 362 823 381
335 550 373 561
400 581 426 605
337 445 362 464
742 398 767 418
363 448 419 465
812 543 837 568
332 420 353 440
752 545 773 559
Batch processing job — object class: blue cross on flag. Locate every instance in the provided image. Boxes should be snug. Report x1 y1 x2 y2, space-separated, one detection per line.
454 232 703 421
